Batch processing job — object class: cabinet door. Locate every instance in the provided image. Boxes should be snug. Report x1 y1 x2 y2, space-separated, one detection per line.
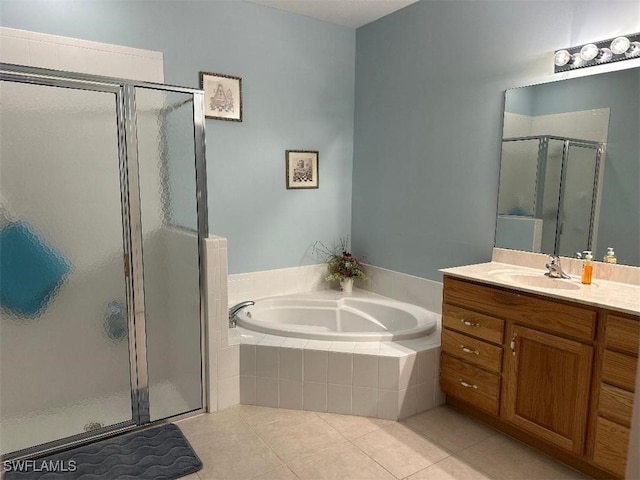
502 325 593 455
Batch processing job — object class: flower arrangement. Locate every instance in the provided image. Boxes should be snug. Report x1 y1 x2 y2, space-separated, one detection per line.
313 237 367 282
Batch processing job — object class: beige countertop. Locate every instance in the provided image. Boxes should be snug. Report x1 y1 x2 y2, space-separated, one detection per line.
440 261 640 316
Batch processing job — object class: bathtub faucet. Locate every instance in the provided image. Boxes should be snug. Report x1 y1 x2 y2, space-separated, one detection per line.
229 301 255 328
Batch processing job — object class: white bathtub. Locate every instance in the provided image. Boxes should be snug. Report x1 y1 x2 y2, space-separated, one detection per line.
234 291 438 341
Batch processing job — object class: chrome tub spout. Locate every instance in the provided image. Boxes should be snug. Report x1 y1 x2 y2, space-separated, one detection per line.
229 301 255 328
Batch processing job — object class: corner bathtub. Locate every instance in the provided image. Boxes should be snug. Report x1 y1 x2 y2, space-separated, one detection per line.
235 291 438 341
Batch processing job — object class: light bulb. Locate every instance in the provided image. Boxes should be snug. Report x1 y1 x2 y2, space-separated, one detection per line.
580 43 599 61
611 36 631 54
595 48 613 63
570 53 585 68
625 41 640 58
554 49 572 67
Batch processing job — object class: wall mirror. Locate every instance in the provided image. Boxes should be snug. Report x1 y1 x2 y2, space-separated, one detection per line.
495 67 639 266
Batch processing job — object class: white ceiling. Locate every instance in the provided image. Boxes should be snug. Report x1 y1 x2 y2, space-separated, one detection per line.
246 0 420 28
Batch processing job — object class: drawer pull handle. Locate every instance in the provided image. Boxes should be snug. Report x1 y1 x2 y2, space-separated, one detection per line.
510 332 518 355
461 319 480 327
459 380 478 389
461 345 480 355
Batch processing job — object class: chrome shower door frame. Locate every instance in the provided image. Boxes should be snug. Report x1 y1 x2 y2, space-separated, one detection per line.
0 63 209 460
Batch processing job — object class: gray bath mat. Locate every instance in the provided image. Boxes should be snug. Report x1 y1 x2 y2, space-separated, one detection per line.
4 423 202 479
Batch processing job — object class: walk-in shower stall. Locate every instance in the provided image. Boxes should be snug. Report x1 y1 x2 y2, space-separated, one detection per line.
0 64 208 459
496 135 604 257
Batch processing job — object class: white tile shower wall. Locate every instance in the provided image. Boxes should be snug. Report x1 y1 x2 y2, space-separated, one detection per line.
239 342 444 421
204 236 233 412
0 27 164 83
502 109 610 143
358 264 443 314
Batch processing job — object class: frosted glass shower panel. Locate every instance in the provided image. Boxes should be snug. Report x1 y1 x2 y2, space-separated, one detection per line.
557 145 599 257
497 140 539 216
0 81 133 454
134 88 202 421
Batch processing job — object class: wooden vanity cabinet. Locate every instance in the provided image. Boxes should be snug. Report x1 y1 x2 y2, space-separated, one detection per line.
590 311 639 478
441 275 639 479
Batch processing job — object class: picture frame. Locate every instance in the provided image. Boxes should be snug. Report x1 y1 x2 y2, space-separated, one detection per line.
286 150 319 189
199 71 243 122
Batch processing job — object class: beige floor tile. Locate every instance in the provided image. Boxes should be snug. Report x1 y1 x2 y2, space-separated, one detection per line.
402 405 497 453
251 465 298 480
233 404 317 428
253 415 347 463
180 474 202 480
407 456 493 479
176 409 252 447
456 433 591 480
288 442 395 480
317 412 395 440
193 430 283 479
352 422 450 479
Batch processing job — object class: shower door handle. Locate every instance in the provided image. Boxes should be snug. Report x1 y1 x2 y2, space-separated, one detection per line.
124 254 130 278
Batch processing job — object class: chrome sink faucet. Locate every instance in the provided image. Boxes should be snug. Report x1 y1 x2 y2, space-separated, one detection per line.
545 255 571 279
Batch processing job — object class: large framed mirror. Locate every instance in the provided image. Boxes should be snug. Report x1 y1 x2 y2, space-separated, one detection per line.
495 67 639 266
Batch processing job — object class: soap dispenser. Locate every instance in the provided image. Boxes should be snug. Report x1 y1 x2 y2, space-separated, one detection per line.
581 251 593 285
603 247 617 264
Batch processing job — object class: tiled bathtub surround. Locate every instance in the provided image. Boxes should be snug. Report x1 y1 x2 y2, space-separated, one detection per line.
228 262 444 314
236 329 445 421
220 248 447 417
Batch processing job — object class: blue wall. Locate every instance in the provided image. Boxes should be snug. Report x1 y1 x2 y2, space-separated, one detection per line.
352 1 639 281
2 0 639 278
0 1 355 274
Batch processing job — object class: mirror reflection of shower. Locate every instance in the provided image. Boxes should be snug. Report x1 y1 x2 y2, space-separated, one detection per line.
496 135 604 258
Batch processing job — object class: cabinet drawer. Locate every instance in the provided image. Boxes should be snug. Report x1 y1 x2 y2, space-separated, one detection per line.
440 353 500 415
605 313 640 356
443 303 504 344
592 416 629 478
442 329 503 373
601 350 638 392
443 277 596 341
598 383 634 427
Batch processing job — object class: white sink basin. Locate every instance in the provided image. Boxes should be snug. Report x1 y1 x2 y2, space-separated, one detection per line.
488 269 589 291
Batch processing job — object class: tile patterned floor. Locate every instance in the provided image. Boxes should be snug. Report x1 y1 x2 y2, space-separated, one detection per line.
175 404 591 480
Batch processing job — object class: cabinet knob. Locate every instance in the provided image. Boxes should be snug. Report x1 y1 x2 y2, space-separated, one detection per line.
460 345 480 355
461 319 480 327
459 380 479 389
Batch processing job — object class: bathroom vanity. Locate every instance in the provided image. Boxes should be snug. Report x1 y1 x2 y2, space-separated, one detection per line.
439 261 639 479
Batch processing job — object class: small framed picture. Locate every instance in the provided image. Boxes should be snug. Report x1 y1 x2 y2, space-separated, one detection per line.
286 150 319 189
199 71 243 122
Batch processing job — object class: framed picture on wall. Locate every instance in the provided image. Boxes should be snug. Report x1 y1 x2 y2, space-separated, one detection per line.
199 71 243 122
286 150 319 189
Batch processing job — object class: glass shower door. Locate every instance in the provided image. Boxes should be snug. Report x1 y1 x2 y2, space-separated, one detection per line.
134 87 204 421
556 143 600 257
0 80 135 455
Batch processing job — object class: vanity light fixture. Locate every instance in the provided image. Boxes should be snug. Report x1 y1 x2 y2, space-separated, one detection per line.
554 32 640 73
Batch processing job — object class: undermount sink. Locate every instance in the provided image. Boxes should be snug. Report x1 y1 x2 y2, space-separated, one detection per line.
488 269 587 291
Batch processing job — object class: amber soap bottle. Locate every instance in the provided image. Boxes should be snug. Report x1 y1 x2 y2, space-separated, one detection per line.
581 251 593 285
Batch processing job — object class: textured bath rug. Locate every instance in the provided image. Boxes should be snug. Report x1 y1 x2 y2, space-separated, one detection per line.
4 423 202 480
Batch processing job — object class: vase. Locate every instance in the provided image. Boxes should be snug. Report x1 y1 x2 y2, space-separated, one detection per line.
340 277 353 293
